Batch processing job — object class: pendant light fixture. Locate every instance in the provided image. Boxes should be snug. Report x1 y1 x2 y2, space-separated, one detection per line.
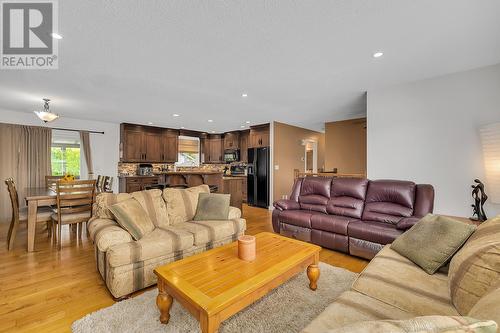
34 98 59 123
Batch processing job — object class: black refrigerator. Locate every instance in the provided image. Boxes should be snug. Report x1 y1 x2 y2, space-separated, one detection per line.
247 147 269 208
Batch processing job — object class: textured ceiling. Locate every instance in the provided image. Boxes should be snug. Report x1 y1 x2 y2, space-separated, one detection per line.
1 0 500 132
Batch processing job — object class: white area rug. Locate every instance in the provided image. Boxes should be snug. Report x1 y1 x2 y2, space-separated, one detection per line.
72 263 357 333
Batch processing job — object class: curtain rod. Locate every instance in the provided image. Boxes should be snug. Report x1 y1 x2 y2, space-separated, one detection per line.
51 127 105 135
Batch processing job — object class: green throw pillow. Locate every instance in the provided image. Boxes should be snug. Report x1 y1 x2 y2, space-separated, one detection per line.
391 214 476 274
193 193 230 221
109 198 155 240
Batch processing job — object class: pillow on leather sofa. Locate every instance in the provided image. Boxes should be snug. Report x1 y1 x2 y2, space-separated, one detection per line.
391 214 476 274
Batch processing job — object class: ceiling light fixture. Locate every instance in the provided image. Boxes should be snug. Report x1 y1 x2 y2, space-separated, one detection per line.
245 121 250 124
180 126 185 129
242 93 248 98
172 113 180 117
240 125 245 128
373 52 384 58
211 131 215 133
147 122 153 125
34 98 59 123
51 32 63 39
208 119 213 123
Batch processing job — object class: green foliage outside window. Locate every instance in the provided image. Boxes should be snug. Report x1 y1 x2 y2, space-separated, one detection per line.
51 146 80 176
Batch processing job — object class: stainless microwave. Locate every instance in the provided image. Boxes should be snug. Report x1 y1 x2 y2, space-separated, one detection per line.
224 149 240 163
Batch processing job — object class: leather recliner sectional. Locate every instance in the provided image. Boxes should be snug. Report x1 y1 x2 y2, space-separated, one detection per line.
272 177 434 259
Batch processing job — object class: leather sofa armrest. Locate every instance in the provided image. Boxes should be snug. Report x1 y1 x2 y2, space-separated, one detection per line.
273 199 300 211
396 216 422 230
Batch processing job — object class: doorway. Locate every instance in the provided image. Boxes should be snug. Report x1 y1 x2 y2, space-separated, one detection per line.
303 139 318 173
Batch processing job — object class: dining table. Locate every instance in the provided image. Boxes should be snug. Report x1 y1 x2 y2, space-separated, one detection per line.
24 187 57 252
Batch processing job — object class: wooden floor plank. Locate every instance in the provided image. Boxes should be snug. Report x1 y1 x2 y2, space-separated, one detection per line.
0 204 367 332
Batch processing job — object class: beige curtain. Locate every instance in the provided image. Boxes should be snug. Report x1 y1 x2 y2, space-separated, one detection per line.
0 123 52 223
80 131 94 179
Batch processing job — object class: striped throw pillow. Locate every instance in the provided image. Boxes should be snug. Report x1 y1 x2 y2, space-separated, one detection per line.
108 198 155 240
448 215 500 314
131 189 169 229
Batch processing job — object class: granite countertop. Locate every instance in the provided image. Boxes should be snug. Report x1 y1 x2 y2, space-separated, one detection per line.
158 171 224 175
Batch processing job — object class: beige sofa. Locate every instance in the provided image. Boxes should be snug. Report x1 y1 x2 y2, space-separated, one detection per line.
87 185 246 299
303 215 500 333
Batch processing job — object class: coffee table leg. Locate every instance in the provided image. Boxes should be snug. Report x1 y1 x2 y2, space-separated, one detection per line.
200 313 220 333
307 264 320 291
157 280 173 324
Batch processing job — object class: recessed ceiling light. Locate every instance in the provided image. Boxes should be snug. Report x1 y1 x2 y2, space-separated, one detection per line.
208 119 213 123
373 52 384 58
51 32 63 39
147 122 153 125
242 93 248 98
180 126 185 129
240 125 245 128
211 131 215 133
172 113 180 117
245 121 250 124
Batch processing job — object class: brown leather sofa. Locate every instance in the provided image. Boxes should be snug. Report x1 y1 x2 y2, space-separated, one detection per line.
272 177 434 259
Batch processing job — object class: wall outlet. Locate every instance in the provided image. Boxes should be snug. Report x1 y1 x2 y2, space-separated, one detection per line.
274 165 279 170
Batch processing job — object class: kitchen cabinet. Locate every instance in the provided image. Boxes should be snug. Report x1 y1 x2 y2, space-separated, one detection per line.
223 131 240 150
202 134 224 163
119 176 161 193
143 129 163 162
120 124 179 163
162 129 179 163
121 125 145 162
249 124 270 148
239 130 249 162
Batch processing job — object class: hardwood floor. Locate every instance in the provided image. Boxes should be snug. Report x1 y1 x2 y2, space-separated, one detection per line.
0 204 368 333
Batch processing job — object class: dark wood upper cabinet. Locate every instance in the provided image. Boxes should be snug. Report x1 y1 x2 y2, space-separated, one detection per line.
162 129 179 163
120 124 179 163
239 130 250 162
249 124 270 148
208 135 224 163
121 124 146 162
144 130 163 162
223 131 240 150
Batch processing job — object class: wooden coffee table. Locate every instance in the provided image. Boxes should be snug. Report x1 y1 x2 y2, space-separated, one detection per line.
154 232 321 333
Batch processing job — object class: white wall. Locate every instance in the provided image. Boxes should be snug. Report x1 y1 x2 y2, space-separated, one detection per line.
367 63 500 218
0 109 120 192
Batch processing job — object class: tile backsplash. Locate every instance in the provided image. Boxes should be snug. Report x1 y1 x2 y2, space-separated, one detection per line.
118 163 228 176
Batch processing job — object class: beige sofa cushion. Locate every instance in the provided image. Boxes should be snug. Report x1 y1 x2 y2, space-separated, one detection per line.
163 185 210 224
174 218 246 246
93 193 132 219
449 216 500 315
319 316 497 333
468 286 500 327
131 189 169 229
302 290 413 333
228 206 242 219
109 199 156 241
107 228 194 267
352 246 458 316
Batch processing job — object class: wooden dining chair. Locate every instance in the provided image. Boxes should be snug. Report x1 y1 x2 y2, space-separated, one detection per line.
51 180 96 250
96 175 113 193
4 178 53 251
45 175 64 189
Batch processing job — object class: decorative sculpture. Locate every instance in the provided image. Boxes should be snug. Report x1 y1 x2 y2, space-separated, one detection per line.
471 179 488 222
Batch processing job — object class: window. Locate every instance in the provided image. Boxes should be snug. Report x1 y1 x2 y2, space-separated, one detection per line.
176 136 200 167
51 130 81 176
